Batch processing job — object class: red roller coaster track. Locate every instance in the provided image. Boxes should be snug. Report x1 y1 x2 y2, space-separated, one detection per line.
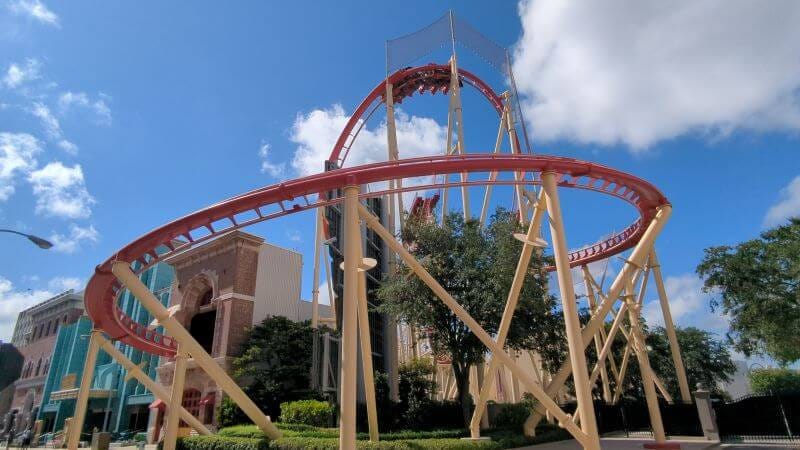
84 66 668 359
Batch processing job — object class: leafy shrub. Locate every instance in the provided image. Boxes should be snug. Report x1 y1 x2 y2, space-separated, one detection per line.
218 396 250 428
749 368 800 394
491 402 532 429
280 400 335 427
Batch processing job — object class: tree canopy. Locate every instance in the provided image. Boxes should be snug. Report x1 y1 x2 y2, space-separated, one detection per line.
595 325 736 400
230 316 324 421
696 217 800 365
376 208 563 425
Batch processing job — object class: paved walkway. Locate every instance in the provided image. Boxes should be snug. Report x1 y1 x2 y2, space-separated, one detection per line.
512 437 799 449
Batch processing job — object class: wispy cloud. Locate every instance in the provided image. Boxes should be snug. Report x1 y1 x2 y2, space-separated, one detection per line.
58 91 112 125
28 161 95 219
48 223 98 253
2 58 41 89
258 142 285 178
0 132 41 201
30 102 62 138
6 0 59 27
763 175 800 228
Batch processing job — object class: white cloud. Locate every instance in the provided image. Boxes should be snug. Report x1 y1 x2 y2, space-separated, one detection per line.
3 59 41 89
47 276 83 291
286 229 302 242
258 142 285 178
48 223 99 253
6 0 59 27
0 132 41 201
31 102 62 139
642 273 727 330
0 275 83 341
58 91 112 125
0 277 53 341
57 139 78 155
290 104 446 177
316 281 331 306
763 175 800 227
513 0 800 150
28 162 95 219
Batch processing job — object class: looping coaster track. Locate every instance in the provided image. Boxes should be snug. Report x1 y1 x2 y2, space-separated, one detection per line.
79 41 685 449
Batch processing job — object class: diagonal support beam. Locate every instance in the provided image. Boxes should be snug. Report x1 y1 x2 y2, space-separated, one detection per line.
94 333 211 436
524 205 671 436
111 262 282 440
469 190 546 438
650 249 692 402
358 202 591 446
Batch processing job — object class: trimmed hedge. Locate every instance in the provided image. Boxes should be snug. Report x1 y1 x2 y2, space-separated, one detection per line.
174 436 269 450
209 423 570 450
280 400 335 427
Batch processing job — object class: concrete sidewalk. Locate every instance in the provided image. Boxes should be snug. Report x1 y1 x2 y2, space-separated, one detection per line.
512 437 798 449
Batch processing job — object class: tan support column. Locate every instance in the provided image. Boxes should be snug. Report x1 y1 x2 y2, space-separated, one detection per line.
339 185 360 449
650 250 691 402
66 329 101 450
385 81 404 231
311 208 323 329
358 202 591 446
95 335 210 434
479 98 508 227
542 172 601 450
449 56 470 219
357 257 379 441
111 262 281 440
625 284 667 442
163 346 188 450
469 191 545 438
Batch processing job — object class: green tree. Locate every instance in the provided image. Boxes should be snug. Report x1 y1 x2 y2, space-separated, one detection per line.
597 325 736 400
376 209 562 426
748 368 800 394
696 218 800 365
231 316 324 421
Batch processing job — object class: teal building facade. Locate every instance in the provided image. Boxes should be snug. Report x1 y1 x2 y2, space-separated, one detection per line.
37 262 174 436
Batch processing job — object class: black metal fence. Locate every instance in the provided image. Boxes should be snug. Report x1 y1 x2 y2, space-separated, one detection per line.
713 393 799 443
560 400 702 438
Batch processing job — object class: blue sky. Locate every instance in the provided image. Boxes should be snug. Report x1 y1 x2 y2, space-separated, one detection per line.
1 0 799 366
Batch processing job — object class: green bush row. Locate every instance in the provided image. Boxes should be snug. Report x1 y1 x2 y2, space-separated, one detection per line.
174 436 270 450
219 424 466 440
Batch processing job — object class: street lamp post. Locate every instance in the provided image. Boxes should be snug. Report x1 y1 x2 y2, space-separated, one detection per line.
0 229 53 249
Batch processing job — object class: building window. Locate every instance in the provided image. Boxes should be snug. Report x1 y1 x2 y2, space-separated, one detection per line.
180 389 202 425
45 322 51 336
35 358 42 377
